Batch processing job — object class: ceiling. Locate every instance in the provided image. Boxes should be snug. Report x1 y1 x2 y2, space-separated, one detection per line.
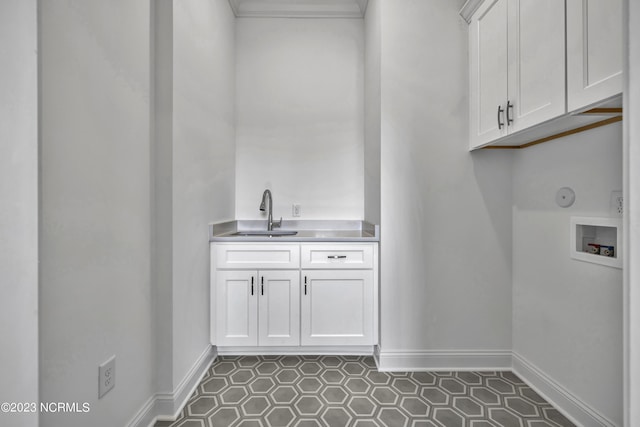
228 0 369 18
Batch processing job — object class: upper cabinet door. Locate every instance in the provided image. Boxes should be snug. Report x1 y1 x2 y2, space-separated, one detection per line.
567 0 623 111
507 0 566 132
469 0 509 148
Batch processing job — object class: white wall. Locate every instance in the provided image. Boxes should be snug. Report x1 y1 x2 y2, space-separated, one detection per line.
235 18 364 220
624 0 640 424
378 0 513 363
40 1 155 426
512 124 623 425
0 1 39 426
364 0 381 225
171 0 236 386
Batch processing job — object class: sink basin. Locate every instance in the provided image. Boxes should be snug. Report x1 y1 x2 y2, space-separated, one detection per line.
231 230 298 237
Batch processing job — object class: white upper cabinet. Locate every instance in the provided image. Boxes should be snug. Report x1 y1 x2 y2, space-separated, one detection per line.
469 0 509 145
469 0 565 149
507 0 566 132
566 0 623 111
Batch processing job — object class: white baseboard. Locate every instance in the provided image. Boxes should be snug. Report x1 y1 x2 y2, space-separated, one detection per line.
376 349 512 371
216 345 374 356
512 353 617 427
126 345 217 427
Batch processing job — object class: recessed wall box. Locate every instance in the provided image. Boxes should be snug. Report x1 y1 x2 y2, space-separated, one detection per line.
570 216 622 269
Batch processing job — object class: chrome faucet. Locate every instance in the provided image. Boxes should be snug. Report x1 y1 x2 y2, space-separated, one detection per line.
259 189 281 231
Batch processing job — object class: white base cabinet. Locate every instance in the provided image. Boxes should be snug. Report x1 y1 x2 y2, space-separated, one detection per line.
211 242 378 351
215 270 300 347
301 270 373 346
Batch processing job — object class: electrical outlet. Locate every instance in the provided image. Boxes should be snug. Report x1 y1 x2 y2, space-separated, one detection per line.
611 191 623 216
292 204 301 217
98 356 116 398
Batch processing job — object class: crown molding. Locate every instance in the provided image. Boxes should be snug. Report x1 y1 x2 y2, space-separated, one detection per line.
228 0 368 18
459 0 484 23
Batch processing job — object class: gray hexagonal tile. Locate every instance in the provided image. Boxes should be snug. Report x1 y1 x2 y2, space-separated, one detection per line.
296 377 323 393
321 386 348 404
272 385 298 404
433 408 464 427
238 356 261 368
487 378 516 395
456 371 482 385
520 388 546 405
347 396 376 417
294 395 323 416
353 420 382 427
320 356 343 368
276 369 301 385
542 408 574 427
256 361 279 375
250 377 276 394
343 361 366 376
321 369 345 384
379 407 409 427
525 422 555 427
421 387 449 405
241 396 270 417
366 370 391 385
266 407 296 427
186 396 217 417
212 361 237 375
294 420 323 427
411 421 438 427
371 386 400 405
471 386 501 405
321 407 352 427
410 372 437 385
400 396 430 417
236 420 264 427
299 361 322 375
280 355 302 368
489 408 524 427
469 422 499 427
392 378 419 394
439 378 466 395
505 397 539 417
453 396 483 417
220 386 248 404
230 369 255 385
201 377 228 394
345 377 371 394
500 371 525 385
174 419 205 427
362 357 377 368
207 407 240 427
261 355 281 361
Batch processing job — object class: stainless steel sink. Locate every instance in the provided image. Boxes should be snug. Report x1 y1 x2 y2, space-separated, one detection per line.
231 230 298 237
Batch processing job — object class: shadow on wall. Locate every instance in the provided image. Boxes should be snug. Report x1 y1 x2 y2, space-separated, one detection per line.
470 148 514 269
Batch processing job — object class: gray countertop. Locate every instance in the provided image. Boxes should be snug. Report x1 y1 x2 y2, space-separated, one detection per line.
209 220 379 242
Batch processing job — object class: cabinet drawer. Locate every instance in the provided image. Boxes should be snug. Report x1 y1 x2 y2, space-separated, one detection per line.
301 244 374 269
215 244 300 269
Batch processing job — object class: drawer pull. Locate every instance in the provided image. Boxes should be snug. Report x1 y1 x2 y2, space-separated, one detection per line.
327 255 347 259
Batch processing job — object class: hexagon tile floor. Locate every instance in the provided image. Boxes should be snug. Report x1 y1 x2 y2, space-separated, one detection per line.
154 355 575 427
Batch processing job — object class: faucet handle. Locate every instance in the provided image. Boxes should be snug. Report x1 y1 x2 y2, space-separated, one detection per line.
273 217 282 229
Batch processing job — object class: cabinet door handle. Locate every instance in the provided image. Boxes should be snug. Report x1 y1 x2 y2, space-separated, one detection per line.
506 101 513 125
304 276 307 295
497 105 505 129
251 276 254 296
327 255 347 259
261 277 264 295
